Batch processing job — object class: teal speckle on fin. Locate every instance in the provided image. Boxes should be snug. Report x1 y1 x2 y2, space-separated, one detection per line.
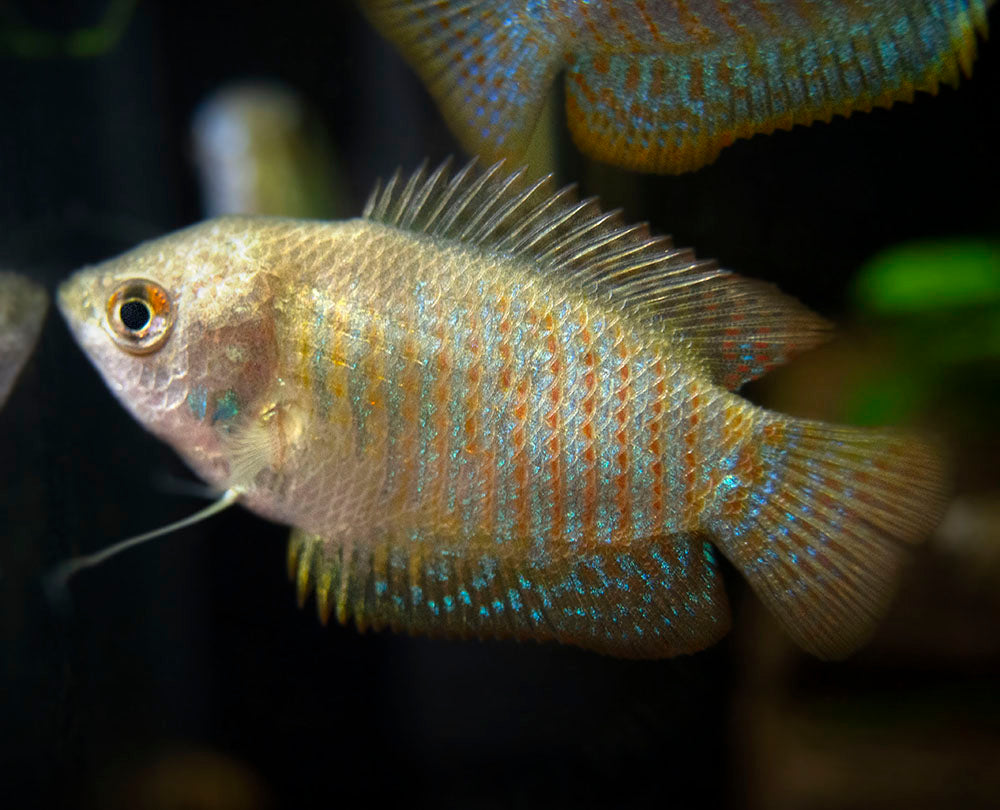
287 527 731 659
704 414 946 660
358 0 563 160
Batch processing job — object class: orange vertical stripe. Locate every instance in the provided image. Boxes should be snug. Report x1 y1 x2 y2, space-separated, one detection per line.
649 359 666 536
613 327 632 540
580 315 598 545
682 381 701 529
513 308 536 540
543 309 564 544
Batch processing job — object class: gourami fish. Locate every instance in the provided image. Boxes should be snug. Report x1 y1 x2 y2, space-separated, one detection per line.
0 273 47 409
57 160 945 659
359 0 993 173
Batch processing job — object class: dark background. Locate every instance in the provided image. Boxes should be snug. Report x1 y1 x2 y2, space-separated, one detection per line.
1 1 998 808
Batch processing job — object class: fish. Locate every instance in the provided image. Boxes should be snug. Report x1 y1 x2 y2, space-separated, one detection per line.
191 80 347 219
358 0 993 173
0 272 47 409
57 159 946 659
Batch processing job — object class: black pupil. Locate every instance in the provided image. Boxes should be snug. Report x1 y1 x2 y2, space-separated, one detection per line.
119 299 152 331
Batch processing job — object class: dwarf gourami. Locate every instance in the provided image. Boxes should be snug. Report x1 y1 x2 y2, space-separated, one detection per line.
359 0 993 173
0 273 47 409
57 160 945 659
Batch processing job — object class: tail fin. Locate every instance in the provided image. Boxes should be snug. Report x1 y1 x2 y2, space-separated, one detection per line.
705 415 947 659
359 1 563 160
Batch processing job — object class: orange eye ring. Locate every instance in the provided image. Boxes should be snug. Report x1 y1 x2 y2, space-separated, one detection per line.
105 279 175 355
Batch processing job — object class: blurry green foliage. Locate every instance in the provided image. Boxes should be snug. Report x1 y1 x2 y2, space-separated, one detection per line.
853 239 1000 315
842 238 1000 428
0 0 136 58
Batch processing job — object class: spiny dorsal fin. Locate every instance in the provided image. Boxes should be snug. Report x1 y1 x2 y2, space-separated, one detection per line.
288 527 731 659
363 158 831 390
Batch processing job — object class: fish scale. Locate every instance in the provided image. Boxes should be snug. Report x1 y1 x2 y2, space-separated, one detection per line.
285 218 732 647
59 160 944 659
297 227 680 551
272 217 829 646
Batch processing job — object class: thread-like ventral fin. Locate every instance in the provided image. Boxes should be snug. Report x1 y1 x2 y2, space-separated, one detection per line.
706 415 947 659
564 0 991 173
365 159 830 388
359 0 563 160
288 528 731 658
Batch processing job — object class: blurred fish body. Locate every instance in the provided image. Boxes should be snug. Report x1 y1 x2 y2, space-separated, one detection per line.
0 273 47 409
360 0 992 173
191 81 345 219
58 160 944 659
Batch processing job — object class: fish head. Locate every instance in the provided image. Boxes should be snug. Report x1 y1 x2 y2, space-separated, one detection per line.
58 216 282 489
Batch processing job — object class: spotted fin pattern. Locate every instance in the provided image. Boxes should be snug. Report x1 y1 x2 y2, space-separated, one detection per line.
564 0 991 173
701 415 947 658
289 527 730 657
359 0 563 158
360 0 992 173
364 159 830 389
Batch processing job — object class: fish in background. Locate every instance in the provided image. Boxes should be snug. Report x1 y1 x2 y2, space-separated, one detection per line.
191 81 347 219
358 0 993 173
0 273 47 409
58 160 945 659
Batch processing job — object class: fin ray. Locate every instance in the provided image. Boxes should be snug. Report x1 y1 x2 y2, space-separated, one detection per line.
359 0 564 159
705 413 947 659
365 159 831 388
288 528 731 658
564 0 991 173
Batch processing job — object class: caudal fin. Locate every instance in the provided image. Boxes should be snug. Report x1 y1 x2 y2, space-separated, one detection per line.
706 415 947 659
359 1 563 160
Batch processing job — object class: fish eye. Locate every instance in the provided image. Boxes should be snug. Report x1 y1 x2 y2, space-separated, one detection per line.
119 299 151 331
105 279 175 354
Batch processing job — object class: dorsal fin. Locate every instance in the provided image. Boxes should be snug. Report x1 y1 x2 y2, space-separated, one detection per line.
363 159 831 390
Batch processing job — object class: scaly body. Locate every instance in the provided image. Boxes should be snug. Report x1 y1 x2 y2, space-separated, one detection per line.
59 161 944 658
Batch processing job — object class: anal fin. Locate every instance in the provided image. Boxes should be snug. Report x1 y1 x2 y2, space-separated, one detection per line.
288 528 731 659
